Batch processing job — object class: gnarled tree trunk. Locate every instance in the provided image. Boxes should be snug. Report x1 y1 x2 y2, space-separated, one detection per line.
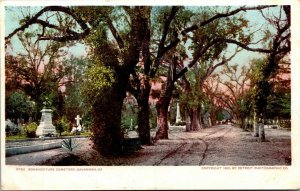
155 96 172 139
137 79 151 144
91 81 127 156
155 57 177 140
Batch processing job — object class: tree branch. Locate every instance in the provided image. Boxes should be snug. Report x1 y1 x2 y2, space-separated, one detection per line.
164 5 276 53
5 6 90 43
150 6 181 78
105 16 125 49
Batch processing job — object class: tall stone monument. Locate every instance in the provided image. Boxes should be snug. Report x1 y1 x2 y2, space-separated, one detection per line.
175 103 182 123
36 109 57 136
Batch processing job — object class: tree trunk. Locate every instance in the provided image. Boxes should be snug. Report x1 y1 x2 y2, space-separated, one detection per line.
210 109 217 126
189 107 202 131
137 80 151 144
185 108 191 131
258 122 265 141
91 82 126 156
155 57 177 140
253 112 259 137
240 117 245 129
155 97 171 139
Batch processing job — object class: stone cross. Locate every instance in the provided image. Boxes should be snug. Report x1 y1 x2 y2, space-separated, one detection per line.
75 115 82 127
75 115 82 131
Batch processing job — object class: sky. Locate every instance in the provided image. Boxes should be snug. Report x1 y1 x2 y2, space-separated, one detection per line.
4 5 281 77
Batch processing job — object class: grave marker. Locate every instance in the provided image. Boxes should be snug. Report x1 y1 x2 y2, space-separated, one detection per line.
36 109 57 136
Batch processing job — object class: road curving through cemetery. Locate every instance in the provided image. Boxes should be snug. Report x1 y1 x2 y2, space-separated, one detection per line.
152 125 232 166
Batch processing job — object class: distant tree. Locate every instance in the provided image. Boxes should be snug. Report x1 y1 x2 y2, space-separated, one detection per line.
155 6 254 138
63 56 89 124
202 74 223 126
5 91 34 123
214 64 253 128
5 31 70 121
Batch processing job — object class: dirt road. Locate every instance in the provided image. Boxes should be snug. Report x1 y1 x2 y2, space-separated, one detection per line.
77 125 291 166
6 125 291 166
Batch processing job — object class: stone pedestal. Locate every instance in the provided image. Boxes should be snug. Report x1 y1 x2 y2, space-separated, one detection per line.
36 109 57 136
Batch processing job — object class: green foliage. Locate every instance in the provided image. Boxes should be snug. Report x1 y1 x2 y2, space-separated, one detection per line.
62 56 92 126
5 135 27 140
121 103 138 130
24 122 38 138
149 105 157 129
248 57 290 119
80 131 92 137
81 64 115 103
60 131 73 137
5 91 34 122
266 92 290 118
216 110 224 121
55 116 70 136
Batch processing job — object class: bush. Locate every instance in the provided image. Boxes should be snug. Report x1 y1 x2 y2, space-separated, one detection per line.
55 116 70 136
149 105 157 129
24 122 38 138
279 120 291 129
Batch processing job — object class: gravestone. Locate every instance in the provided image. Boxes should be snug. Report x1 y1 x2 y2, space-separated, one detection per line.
75 115 82 131
36 109 57 137
71 115 82 133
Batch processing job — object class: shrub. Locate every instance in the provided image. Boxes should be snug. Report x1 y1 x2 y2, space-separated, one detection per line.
24 122 38 138
55 116 70 136
279 120 291 129
149 105 157 129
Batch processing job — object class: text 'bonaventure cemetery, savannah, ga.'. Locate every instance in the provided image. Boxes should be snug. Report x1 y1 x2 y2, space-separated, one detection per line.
4 5 291 166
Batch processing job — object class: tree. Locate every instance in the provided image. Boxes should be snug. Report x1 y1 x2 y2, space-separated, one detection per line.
63 56 89 125
212 64 253 128
5 31 70 121
253 6 290 141
155 6 255 137
202 74 223 126
5 91 34 123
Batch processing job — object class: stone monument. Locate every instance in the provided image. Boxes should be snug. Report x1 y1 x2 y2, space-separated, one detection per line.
175 103 182 123
36 109 57 136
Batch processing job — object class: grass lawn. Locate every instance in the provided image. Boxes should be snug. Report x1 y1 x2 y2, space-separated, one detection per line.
79 131 92 137
6 135 27 140
6 131 91 141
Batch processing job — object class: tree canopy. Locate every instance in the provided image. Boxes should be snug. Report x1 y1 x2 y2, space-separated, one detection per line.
5 5 290 156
